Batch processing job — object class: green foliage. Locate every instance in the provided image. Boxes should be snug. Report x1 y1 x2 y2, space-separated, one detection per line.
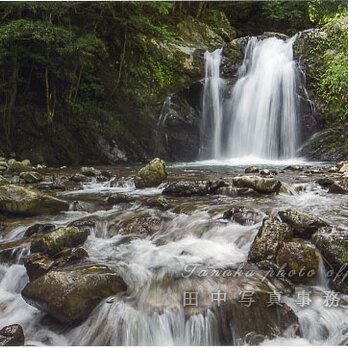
308 0 348 25
303 19 348 123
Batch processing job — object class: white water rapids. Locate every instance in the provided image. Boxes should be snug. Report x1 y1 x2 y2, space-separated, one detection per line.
201 36 301 161
0 165 348 345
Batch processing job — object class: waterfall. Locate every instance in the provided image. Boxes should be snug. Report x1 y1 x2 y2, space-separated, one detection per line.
201 36 301 160
201 48 223 159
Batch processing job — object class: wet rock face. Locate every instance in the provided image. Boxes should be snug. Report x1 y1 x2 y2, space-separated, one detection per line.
232 176 282 194
278 209 328 238
31 227 88 256
312 226 348 272
0 184 69 216
0 324 24 346
134 158 167 188
276 240 320 284
248 217 293 263
21 265 127 323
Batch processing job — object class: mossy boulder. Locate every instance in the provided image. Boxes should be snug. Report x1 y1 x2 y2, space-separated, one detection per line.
0 324 24 346
24 248 89 281
312 226 348 271
278 209 328 238
248 217 293 263
21 265 127 323
232 176 282 194
276 239 320 284
7 159 32 173
31 226 88 256
0 176 8 187
0 185 69 216
134 158 167 188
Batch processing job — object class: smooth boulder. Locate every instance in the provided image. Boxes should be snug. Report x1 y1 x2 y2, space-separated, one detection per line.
22 265 127 323
163 180 209 196
328 180 348 194
31 226 88 256
0 185 69 216
134 158 167 188
232 176 282 194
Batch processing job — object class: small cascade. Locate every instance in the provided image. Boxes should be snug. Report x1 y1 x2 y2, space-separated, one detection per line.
200 48 224 159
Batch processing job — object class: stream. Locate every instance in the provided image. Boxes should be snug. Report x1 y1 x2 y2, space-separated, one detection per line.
0 160 348 345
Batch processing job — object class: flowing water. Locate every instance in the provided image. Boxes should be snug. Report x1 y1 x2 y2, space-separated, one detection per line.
0 162 348 346
201 48 224 159
201 36 302 161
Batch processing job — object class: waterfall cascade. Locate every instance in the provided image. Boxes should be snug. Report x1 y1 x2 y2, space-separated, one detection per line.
201 48 223 159
201 36 301 160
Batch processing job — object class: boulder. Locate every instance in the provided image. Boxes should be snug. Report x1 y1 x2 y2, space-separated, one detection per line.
21 265 127 323
117 213 161 237
7 159 32 173
0 185 69 216
248 217 293 263
245 166 259 174
0 161 8 173
328 180 348 194
0 176 8 187
278 209 328 238
31 227 88 256
143 196 170 210
19 171 43 184
260 169 271 176
106 194 133 205
276 239 320 284
69 173 87 182
312 226 348 271
283 165 303 171
163 180 209 196
232 176 282 194
134 158 167 188
0 324 24 346
216 186 261 197
24 248 89 281
81 167 95 176
24 223 56 238
68 216 97 235
222 206 264 225
317 177 335 188
338 161 348 173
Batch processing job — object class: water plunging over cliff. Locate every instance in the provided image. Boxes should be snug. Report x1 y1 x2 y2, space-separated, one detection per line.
201 36 301 161
201 48 223 159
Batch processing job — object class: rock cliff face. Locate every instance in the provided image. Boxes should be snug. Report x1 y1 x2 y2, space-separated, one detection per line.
295 17 348 161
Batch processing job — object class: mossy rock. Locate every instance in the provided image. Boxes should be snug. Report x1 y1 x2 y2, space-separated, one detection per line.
278 209 328 238
249 217 293 263
312 226 348 271
276 239 320 284
232 176 282 194
31 227 88 256
0 184 69 216
21 265 127 323
134 158 167 188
